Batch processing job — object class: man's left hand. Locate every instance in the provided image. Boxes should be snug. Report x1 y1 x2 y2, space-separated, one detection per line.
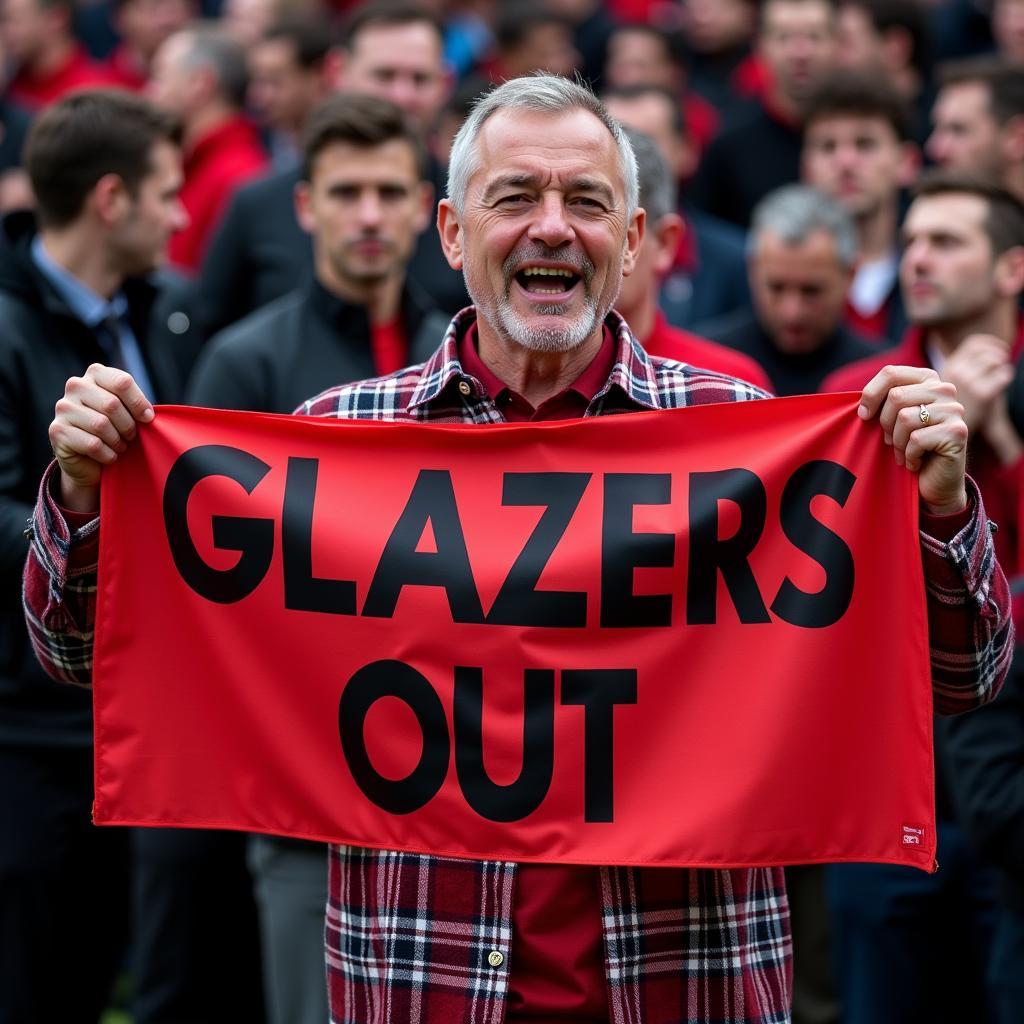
858 365 968 516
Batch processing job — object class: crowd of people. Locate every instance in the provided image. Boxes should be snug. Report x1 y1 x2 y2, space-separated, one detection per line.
1 1 1023 1023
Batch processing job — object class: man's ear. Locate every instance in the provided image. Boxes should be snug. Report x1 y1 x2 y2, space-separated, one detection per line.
415 180 434 235
620 207 646 278
90 173 131 227
995 245 1024 298
897 141 922 189
294 180 315 236
437 198 464 270
652 212 684 277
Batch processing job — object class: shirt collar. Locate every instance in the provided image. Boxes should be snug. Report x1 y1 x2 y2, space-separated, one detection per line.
408 306 664 412
31 235 127 327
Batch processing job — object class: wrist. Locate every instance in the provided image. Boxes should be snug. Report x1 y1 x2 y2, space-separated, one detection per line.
922 489 969 517
59 471 100 515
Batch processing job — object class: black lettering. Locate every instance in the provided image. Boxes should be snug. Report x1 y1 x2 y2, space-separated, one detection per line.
338 659 449 814
600 474 674 627
162 445 273 603
282 457 357 615
486 473 591 627
561 669 637 822
362 470 485 622
771 461 856 628
453 666 554 821
686 469 770 624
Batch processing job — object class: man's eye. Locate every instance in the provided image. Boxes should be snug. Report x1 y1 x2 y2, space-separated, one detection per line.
498 194 529 205
573 196 602 208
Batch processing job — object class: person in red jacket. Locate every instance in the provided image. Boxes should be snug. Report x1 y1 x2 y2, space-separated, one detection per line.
103 0 196 92
615 126 774 392
147 22 268 271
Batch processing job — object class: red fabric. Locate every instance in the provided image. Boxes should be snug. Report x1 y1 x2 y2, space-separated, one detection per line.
168 116 268 272
643 311 775 392
8 45 119 110
369 317 408 377
682 91 721 158
733 53 770 100
843 298 892 343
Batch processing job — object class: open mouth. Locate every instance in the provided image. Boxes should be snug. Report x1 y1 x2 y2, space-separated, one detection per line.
513 265 582 297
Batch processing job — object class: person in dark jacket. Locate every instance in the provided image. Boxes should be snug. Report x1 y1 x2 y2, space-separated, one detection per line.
186 91 448 1024
0 88 188 1024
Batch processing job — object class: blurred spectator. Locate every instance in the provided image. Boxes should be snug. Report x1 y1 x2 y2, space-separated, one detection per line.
615 127 772 391
148 22 268 270
702 185 877 395
104 0 196 90
187 92 447 1024
927 58 1024 203
0 32 33 212
442 0 495 79
1 0 116 109
543 0 616 86
0 88 187 1024
679 0 760 117
833 0 934 142
248 13 337 169
220 0 277 50
603 22 720 162
992 0 1024 65
489 3 579 82
690 0 837 227
822 171 1024 1024
802 71 920 342
603 83 752 330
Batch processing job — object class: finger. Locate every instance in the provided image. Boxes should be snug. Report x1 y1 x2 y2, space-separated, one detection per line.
50 421 121 466
877 380 957 441
54 395 128 453
890 399 963 461
67 375 143 441
84 364 154 424
859 365 940 420
904 420 969 474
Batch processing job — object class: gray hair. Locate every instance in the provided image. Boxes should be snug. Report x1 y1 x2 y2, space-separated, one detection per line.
621 127 677 224
749 185 859 269
180 23 250 109
446 74 639 217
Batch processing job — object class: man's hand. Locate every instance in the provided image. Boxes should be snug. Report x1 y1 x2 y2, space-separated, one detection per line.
48 364 154 514
858 365 968 516
938 333 1014 432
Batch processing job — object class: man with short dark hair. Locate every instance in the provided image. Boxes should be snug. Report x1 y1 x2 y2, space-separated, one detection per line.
927 58 1024 202
148 22 268 271
0 88 187 1023
802 70 920 341
490 3 579 82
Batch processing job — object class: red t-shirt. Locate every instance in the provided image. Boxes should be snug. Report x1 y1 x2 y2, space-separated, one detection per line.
370 317 408 377
458 323 612 1023
8 45 118 110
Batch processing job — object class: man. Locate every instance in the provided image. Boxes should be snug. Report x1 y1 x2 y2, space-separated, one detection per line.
187 91 447 1024
489 3 579 83
614 127 772 391
602 83 753 330
197 1 466 338
27 76 1011 1024
926 58 1024 203
703 185 879 396
691 0 837 227
0 0 115 109
0 88 188 1023
823 174 1024 1024
248 13 337 170
147 22 268 271
104 0 196 92
802 70 919 342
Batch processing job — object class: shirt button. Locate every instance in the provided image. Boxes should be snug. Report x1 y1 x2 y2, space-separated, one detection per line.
487 950 505 968
458 380 472 396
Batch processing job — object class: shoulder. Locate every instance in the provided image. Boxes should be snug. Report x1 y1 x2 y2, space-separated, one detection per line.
297 362 431 420
204 292 304 361
646 351 771 408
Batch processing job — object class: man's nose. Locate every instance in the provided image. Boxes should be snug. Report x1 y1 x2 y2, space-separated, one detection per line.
527 193 575 248
357 191 383 227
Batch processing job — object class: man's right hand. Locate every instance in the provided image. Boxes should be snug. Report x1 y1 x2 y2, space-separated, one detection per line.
48 363 154 514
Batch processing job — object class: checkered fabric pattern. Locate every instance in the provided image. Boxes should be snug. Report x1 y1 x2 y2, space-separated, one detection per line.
23 308 1013 1023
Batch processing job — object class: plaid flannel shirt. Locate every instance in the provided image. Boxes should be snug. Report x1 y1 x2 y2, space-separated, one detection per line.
23 308 1013 1024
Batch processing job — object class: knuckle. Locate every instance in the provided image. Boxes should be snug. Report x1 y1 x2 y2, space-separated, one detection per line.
65 375 84 394
99 394 121 416
108 370 132 392
85 362 106 378
84 435 105 457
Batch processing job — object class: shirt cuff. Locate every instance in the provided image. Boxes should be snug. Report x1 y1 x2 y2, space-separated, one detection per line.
36 461 100 587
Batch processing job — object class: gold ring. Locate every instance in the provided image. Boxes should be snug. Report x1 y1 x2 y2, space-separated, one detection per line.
918 404 931 426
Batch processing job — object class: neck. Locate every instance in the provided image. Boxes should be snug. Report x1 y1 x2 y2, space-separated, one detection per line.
315 255 404 324
183 103 235 149
30 36 74 77
766 83 800 123
856 197 898 262
38 226 123 300
475 318 604 408
925 302 1018 357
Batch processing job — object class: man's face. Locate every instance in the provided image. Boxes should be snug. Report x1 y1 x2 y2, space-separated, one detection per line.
115 0 193 63
603 92 690 181
682 0 755 55
439 107 643 353
750 228 851 353
504 22 579 80
110 139 188 275
927 81 1003 176
249 38 324 135
759 0 835 103
803 115 911 219
339 22 449 134
900 193 1000 327
0 0 51 64
147 31 193 118
297 139 430 289
604 29 678 90
994 0 1024 64
833 4 878 72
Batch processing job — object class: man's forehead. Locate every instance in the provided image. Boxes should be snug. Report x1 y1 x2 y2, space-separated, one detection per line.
351 21 442 61
906 193 988 232
807 114 897 140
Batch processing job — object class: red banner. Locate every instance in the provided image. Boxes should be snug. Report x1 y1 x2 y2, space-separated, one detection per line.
93 395 936 870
